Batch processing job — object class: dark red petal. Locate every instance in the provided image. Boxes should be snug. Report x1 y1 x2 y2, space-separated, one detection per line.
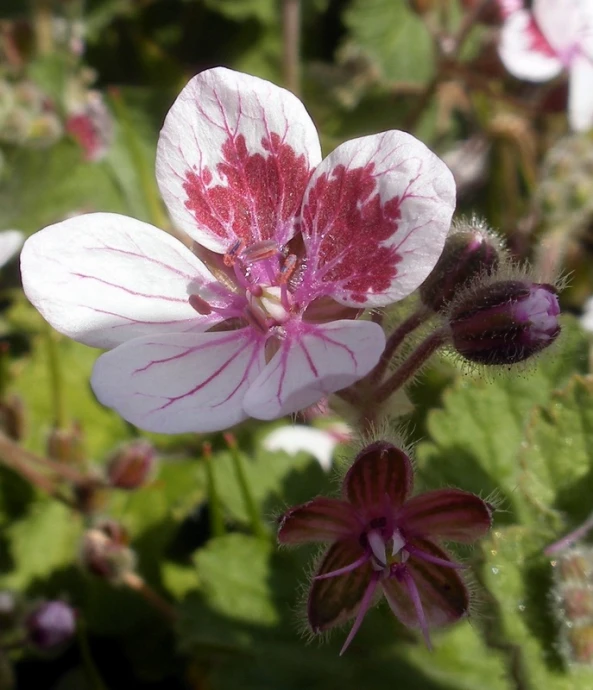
383 538 469 631
308 540 374 633
397 489 493 543
343 441 413 515
277 497 360 545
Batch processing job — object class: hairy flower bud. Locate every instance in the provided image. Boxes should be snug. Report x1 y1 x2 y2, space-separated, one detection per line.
106 440 156 490
449 280 561 365
79 520 135 585
419 221 502 312
47 421 85 465
25 601 76 652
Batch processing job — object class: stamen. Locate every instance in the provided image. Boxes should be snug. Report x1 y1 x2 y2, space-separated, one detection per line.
406 545 466 570
399 567 432 650
242 240 278 263
339 572 380 656
314 552 370 580
223 239 245 267
188 294 212 315
278 254 297 284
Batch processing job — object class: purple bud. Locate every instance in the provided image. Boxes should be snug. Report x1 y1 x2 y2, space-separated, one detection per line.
449 280 561 365
25 601 76 652
419 223 501 313
106 440 156 490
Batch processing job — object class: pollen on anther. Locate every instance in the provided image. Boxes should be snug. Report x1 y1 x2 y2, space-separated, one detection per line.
279 254 297 284
189 293 213 315
223 239 245 267
242 240 278 263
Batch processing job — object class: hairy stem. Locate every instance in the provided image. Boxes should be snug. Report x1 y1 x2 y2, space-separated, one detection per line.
122 572 177 623
282 0 301 96
375 328 449 404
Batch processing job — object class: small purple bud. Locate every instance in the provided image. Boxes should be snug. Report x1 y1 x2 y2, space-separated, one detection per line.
106 440 156 490
25 601 76 652
419 222 501 313
449 280 561 365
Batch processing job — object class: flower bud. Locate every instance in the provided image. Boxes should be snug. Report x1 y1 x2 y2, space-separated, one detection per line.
25 601 76 652
79 520 135 585
419 222 502 312
0 394 26 442
449 280 561 365
106 440 156 490
46 421 85 465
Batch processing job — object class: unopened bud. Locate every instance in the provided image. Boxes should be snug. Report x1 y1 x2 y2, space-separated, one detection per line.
79 520 135 585
420 221 502 312
47 422 85 465
106 440 156 490
449 280 561 365
0 395 26 442
25 601 76 652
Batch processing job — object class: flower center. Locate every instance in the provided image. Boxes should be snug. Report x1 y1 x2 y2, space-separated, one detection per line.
367 528 408 573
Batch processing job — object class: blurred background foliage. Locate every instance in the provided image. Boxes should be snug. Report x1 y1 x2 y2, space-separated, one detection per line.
1 1 593 688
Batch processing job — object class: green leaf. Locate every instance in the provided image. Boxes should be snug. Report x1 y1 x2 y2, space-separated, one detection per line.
415 319 589 521
202 0 276 24
13 331 130 458
0 500 81 590
342 0 434 85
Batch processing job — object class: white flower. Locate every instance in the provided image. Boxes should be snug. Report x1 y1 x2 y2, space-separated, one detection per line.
21 68 455 434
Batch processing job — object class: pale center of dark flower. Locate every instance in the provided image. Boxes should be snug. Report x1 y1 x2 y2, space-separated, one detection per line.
367 528 408 574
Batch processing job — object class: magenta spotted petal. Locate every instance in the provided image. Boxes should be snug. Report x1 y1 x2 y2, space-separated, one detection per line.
277 441 492 653
297 132 456 307
156 67 322 252
21 67 456 433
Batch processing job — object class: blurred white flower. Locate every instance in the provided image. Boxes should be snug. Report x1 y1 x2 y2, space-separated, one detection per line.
0 231 24 269
582 296 593 332
263 423 350 471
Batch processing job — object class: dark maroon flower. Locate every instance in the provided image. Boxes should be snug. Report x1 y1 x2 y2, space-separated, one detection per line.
25 601 76 652
449 280 561 365
277 441 492 654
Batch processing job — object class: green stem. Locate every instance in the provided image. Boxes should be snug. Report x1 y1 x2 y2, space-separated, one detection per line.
109 90 169 230
77 621 108 690
203 443 225 539
44 322 66 430
224 433 266 539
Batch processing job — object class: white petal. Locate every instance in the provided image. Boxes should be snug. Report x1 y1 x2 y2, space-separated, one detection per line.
581 296 593 332
533 0 582 56
296 131 456 307
263 425 341 471
243 320 385 420
156 67 322 253
568 53 593 131
21 213 227 349
499 9 564 81
91 329 266 433
0 230 24 268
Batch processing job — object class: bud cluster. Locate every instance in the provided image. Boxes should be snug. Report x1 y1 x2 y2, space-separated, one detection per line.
552 547 593 666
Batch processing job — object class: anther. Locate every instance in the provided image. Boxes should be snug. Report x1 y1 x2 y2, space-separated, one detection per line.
223 239 245 267
242 240 278 263
189 294 212 315
278 254 297 284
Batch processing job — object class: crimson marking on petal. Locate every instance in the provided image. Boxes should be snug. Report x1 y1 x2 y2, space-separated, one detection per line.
182 132 311 248
300 163 403 301
527 15 558 57
74 304 207 328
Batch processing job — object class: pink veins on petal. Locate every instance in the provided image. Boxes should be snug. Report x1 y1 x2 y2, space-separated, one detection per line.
183 132 312 248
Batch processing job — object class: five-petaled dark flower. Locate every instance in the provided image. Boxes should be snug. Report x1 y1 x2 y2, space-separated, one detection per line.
277 441 493 654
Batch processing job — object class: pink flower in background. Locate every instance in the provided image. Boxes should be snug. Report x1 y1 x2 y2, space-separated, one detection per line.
21 68 455 433
497 0 593 131
278 442 493 654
